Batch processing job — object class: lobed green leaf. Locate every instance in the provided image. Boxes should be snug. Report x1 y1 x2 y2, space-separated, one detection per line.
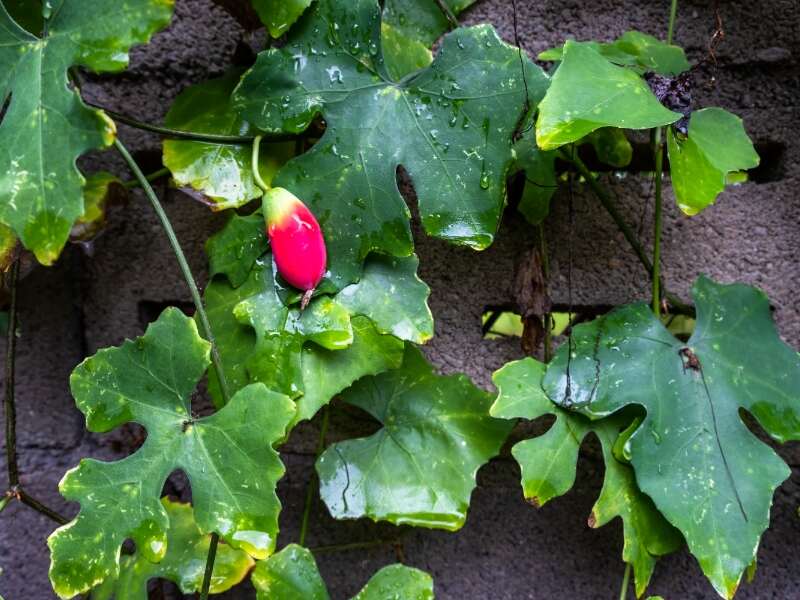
48 309 294 598
0 0 173 264
317 345 512 530
544 276 800 598
233 0 548 290
491 358 682 596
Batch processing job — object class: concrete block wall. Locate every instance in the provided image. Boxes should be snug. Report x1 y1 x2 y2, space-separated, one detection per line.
1 1 798 598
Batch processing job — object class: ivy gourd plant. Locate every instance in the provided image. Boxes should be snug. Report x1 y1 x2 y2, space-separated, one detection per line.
0 1 795 599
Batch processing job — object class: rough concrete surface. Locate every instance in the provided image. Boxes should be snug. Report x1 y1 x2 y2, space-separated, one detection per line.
1 0 799 598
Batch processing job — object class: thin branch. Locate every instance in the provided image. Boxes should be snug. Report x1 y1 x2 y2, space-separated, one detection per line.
561 150 694 316
299 406 330 547
432 0 459 29
114 139 233 404
4 258 20 487
16 488 69 525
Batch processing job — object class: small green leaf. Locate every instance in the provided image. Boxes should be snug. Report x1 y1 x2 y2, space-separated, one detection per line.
536 40 680 150
353 564 434 600
381 0 477 79
71 172 126 241
206 211 268 288
251 544 434 599
48 309 295 598
163 71 293 209
612 31 691 75
667 108 759 215
539 31 690 76
584 127 633 168
381 22 432 81
491 358 682 596
90 498 254 600
251 0 313 38
317 345 512 531
512 114 557 225
544 276 800 598
337 254 433 344
233 0 548 289
251 544 328 599
0 1 173 264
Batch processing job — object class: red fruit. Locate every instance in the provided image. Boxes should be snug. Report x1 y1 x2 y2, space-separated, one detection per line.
263 187 327 307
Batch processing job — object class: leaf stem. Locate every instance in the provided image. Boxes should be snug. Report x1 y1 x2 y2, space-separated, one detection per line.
4 259 19 487
123 167 170 190
96 104 298 145
667 0 679 45
618 562 631 600
652 128 665 316
252 135 270 194
299 406 330 547
310 539 397 554
432 0 459 29
560 150 693 316
199 533 219 600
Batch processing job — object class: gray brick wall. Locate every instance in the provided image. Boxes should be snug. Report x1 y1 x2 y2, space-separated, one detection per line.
2 1 798 598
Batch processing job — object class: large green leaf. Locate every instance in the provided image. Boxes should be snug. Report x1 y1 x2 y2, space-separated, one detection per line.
252 0 313 38
539 31 690 76
0 1 173 264
491 358 682 597
48 309 295 598
91 498 254 600
252 544 434 599
317 345 512 530
381 0 477 79
163 70 293 210
544 276 800 598
536 40 680 150
667 108 759 215
233 0 548 289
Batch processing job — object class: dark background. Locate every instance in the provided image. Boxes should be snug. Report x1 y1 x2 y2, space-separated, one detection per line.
1 1 799 598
